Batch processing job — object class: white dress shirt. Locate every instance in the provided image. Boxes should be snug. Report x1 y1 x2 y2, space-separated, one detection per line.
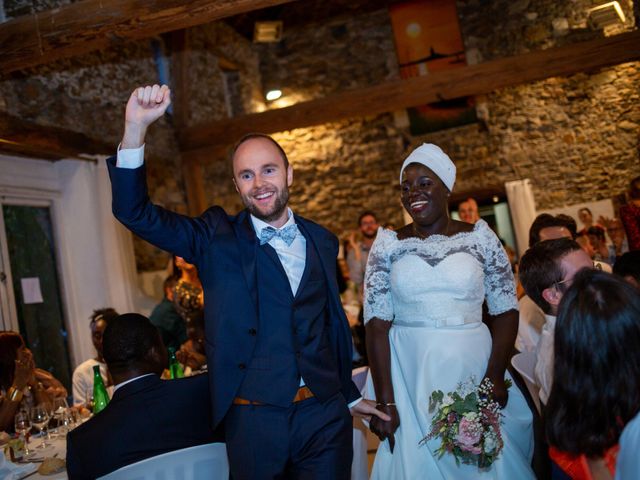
113 373 155 393
516 295 546 353
534 314 556 405
250 211 306 296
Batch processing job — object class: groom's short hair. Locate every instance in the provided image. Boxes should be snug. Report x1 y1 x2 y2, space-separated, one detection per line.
230 133 289 168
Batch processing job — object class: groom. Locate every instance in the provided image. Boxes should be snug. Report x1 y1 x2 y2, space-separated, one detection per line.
107 84 388 479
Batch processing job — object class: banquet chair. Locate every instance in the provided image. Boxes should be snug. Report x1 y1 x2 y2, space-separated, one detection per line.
511 352 541 415
351 366 369 480
98 442 228 480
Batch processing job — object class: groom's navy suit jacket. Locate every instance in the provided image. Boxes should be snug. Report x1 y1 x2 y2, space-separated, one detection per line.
107 158 360 428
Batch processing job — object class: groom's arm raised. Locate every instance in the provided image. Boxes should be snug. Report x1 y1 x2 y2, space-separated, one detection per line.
109 84 220 260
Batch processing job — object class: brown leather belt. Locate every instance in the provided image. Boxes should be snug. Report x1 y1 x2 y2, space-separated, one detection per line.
232 386 314 406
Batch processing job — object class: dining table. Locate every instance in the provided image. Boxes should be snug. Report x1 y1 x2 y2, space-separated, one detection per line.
15 431 68 480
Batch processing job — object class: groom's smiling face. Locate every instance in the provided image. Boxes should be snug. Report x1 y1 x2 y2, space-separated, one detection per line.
232 137 293 226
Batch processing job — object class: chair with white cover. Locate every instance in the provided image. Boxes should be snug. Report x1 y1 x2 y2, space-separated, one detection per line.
351 366 369 480
511 351 541 415
98 442 228 480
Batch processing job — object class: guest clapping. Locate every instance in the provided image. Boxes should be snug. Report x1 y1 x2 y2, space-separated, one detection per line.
0 331 67 431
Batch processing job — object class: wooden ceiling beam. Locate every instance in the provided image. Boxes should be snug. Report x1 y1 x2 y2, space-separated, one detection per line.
0 111 113 161
0 0 297 75
180 30 640 161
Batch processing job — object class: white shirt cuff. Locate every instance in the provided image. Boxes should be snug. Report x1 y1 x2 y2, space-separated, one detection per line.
348 397 363 409
116 143 145 169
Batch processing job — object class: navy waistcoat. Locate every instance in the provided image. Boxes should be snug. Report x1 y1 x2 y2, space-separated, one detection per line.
235 231 342 406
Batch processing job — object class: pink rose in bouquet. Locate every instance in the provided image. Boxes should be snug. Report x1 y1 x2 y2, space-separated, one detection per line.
456 416 482 454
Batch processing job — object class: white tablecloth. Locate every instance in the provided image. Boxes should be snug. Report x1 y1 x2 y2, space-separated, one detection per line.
23 433 67 480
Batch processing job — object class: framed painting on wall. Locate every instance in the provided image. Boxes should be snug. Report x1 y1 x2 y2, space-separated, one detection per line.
389 0 477 134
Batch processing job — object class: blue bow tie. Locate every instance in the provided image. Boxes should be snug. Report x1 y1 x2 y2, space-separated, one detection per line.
259 224 300 246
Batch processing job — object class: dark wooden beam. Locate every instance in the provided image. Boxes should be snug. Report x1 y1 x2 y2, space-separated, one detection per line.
0 0 297 75
0 111 113 161
181 151 208 215
181 30 640 160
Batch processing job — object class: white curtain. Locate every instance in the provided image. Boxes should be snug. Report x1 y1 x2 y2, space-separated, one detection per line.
505 179 537 257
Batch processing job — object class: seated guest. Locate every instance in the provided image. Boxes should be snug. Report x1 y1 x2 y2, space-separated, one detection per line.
546 269 640 479
176 309 207 373
66 313 220 480
72 308 118 406
0 331 67 431
518 238 593 405
612 251 640 289
149 275 187 351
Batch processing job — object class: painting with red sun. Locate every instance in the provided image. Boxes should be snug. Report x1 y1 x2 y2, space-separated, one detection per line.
389 0 476 134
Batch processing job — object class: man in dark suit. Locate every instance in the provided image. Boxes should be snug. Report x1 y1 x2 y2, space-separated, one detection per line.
66 313 219 480
107 84 388 479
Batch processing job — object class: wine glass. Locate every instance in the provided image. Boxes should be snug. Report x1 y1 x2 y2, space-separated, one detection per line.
51 397 69 436
85 387 95 414
30 405 50 448
14 410 31 456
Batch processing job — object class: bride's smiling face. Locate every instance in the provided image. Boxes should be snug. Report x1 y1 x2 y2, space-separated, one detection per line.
401 163 450 226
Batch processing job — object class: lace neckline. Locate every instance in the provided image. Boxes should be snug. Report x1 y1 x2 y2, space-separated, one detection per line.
388 219 486 243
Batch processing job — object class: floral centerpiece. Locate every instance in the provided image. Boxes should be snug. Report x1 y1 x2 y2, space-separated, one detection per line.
420 376 509 469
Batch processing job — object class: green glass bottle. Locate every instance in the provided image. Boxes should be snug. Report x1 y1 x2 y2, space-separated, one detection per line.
92 365 109 414
168 347 184 379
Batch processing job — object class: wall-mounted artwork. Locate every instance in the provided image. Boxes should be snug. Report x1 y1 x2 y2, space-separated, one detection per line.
389 0 476 134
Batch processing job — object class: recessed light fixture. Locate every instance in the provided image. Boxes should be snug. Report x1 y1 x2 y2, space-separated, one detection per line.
254 21 283 43
588 1 626 29
265 90 282 101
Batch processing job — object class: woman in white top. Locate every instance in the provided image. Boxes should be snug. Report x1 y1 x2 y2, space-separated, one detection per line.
364 144 535 479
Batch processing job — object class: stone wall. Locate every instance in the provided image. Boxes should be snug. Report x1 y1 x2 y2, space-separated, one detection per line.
416 62 640 210
2 1 639 270
202 1 639 243
0 38 186 270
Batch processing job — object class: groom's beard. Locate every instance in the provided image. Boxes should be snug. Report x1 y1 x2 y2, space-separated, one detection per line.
241 185 290 224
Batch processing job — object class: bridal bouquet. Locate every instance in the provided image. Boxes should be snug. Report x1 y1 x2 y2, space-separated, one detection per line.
420 376 509 469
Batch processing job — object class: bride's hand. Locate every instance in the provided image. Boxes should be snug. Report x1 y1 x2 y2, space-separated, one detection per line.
369 405 400 453
486 376 509 408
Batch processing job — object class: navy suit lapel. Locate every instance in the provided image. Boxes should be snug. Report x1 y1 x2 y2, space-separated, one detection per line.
295 217 335 292
293 221 315 298
232 211 259 309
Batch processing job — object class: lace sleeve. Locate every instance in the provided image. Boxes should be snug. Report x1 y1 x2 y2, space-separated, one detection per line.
363 229 394 323
479 223 518 316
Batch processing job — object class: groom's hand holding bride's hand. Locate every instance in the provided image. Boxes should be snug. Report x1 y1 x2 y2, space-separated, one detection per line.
350 399 391 422
368 404 400 453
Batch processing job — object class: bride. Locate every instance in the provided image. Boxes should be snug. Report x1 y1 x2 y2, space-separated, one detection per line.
364 143 535 479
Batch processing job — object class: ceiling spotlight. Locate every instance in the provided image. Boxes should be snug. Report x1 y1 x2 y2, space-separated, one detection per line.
588 1 626 29
254 21 283 43
265 90 282 101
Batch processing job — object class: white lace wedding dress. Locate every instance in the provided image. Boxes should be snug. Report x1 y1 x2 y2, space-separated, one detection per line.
364 220 535 479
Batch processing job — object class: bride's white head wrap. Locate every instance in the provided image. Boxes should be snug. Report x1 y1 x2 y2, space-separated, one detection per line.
399 143 456 192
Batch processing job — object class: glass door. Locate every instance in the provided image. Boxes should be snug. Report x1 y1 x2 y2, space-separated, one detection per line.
0 200 72 391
